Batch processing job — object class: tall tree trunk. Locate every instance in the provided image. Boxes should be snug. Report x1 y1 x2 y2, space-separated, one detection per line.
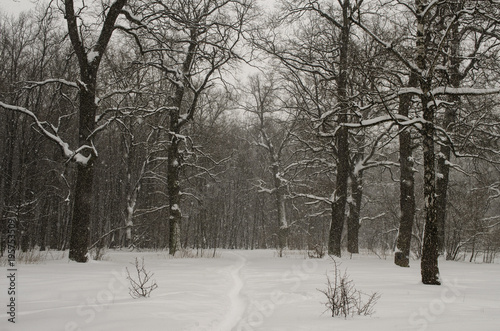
165 26 200 256
394 72 418 267
38 200 49 251
328 0 350 257
421 94 440 285
65 0 127 262
347 171 362 254
125 190 137 248
416 0 440 285
69 88 97 262
167 123 182 255
0 113 17 257
123 131 141 248
273 165 288 256
436 7 461 254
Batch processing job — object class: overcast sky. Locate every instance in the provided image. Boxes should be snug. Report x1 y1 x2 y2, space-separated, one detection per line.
0 0 39 16
0 0 277 18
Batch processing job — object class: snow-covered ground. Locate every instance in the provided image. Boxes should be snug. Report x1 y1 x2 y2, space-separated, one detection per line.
1 249 500 331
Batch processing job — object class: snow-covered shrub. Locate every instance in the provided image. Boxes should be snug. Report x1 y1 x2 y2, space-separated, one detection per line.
126 257 158 299
319 258 380 318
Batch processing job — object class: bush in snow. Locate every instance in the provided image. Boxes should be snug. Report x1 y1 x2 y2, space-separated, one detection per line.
319 258 380 318
126 257 158 299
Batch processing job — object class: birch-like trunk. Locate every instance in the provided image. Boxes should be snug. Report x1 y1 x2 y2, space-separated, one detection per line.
272 163 288 257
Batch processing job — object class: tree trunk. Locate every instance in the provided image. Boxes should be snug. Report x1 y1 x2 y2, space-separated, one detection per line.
328 0 350 257
347 172 362 254
421 103 441 284
395 72 418 267
436 8 461 254
65 0 127 262
69 162 94 262
276 191 288 256
0 113 17 257
125 197 135 248
166 76 187 256
167 131 182 255
272 161 289 256
68 85 98 262
123 131 140 248
416 0 440 285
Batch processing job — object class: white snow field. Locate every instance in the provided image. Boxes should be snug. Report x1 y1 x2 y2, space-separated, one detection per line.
1 249 500 331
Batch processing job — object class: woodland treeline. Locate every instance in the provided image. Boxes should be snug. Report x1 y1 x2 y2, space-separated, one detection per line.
1 0 500 284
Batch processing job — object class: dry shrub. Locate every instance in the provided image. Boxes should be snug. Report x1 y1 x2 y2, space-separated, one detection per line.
319 257 380 318
126 257 158 299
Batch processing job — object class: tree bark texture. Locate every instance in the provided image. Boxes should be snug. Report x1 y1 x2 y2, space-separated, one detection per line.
436 7 461 254
328 0 350 257
65 0 127 262
347 172 362 254
416 0 440 285
394 72 418 267
273 163 289 256
167 135 182 255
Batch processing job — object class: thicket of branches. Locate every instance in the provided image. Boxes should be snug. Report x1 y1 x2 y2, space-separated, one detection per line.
1 0 500 283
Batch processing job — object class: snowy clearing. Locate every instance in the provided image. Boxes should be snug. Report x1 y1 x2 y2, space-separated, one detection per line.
1 249 500 331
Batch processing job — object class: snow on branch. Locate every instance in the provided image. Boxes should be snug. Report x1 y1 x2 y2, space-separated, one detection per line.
479 216 500 228
360 213 386 223
431 86 500 96
398 87 422 96
398 86 500 97
342 114 427 129
23 78 80 90
443 159 469 177
487 184 500 201
282 158 329 173
421 0 441 18
293 193 333 205
0 102 95 165
254 179 275 194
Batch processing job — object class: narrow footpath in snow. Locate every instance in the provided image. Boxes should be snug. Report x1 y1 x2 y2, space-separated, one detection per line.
215 252 247 331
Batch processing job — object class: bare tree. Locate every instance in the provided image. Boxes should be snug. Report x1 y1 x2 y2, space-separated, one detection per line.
353 0 500 283
64 0 128 262
252 0 365 256
242 74 299 256
0 1 129 261
122 0 253 255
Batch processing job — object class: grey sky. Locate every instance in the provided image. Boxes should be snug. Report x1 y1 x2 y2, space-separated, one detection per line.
0 0 39 16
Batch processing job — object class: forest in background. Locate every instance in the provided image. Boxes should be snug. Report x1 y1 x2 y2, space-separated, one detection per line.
1 0 500 285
